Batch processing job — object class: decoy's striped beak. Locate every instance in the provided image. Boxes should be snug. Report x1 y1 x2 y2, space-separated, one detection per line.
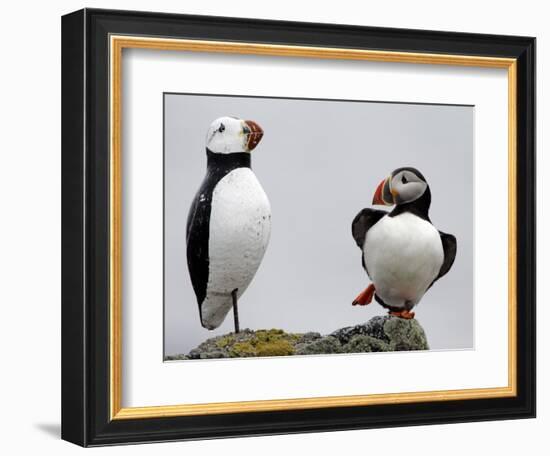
244 120 264 151
372 177 394 206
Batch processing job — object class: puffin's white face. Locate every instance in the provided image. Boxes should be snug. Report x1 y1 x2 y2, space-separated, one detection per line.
389 169 428 204
205 116 264 154
373 168 428 206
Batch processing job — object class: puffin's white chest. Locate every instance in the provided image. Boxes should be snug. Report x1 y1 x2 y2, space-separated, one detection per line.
201 168 271 328
364 212 444 308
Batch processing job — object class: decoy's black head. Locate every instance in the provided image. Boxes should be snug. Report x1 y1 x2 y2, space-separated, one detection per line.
372 167 430 207
205 116 264 154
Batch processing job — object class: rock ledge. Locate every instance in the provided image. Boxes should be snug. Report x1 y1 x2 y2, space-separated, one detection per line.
165 315 429 361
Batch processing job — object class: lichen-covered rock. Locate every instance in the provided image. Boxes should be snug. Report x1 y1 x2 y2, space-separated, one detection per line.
295 336 343 355
331 315 391 344
296 331 322 345
384 317 429 351
343 334 390 353
186 328 303 359
333 316 429 352
164 354 189 361
168 316 429 360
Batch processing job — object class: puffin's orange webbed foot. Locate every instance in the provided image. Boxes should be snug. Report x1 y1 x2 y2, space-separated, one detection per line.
352 284 375 306
389 309 416 319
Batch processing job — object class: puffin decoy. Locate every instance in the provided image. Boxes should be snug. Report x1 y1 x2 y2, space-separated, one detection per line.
186 116 271 332
351 167 456 319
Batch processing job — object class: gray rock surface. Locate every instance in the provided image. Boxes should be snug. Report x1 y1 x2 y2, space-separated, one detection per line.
164 315 429 360
295 336 343 355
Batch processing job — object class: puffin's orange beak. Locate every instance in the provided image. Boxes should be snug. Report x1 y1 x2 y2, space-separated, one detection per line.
372 177 393 206
244 120 264 151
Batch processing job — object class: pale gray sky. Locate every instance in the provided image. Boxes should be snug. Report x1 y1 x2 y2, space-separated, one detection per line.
164 93 473 356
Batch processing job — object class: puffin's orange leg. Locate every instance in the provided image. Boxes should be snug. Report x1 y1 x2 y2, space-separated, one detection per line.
352 284 375 306
389 309 416 319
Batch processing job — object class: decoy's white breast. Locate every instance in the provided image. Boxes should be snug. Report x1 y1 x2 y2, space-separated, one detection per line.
200 168 271 328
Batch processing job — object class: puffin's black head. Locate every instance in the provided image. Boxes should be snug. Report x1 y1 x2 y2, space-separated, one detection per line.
372 167 430 207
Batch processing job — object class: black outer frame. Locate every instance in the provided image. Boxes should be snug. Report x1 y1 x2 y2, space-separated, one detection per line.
61 8 536 447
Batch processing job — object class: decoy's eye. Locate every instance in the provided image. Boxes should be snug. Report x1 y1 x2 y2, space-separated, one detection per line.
218 123 225 133
401 174 408 184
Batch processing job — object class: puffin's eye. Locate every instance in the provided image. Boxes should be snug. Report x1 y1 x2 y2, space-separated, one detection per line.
401 174 408 184
218 123 225 133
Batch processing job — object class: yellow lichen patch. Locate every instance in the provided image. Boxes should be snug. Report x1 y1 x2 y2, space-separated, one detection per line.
255 339 295 357
230 341 256 357
224 329 298 357
215 336 233 349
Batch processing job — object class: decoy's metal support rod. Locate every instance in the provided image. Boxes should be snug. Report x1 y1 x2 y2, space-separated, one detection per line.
232 289 240 333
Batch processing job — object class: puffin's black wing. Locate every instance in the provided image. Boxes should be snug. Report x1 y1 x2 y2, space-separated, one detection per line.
186 184 214 309
431 231 457 286
351 208 387 248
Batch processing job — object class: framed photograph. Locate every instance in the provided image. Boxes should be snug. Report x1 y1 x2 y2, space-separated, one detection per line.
61 8 535 447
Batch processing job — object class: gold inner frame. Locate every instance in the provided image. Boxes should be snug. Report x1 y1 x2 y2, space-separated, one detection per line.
109 35 518 420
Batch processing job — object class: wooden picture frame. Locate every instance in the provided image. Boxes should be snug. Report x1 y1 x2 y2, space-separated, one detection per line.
62 8 535 446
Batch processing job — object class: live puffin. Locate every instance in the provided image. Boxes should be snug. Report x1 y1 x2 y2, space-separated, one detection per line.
186 116 271 332
351 167 456 319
